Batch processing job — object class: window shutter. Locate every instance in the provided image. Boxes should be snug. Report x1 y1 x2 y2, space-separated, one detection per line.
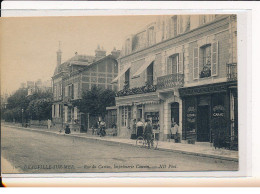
193 47 199 79
211 41 218 76
178 52 184 74
167 57 171 74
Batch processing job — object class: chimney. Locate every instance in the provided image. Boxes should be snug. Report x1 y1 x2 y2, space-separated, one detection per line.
95 45 106 60
57 41 62 66
111 47 121 59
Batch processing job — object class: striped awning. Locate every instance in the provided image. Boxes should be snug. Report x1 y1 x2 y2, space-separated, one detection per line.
132 55 155 79
111 62 131 84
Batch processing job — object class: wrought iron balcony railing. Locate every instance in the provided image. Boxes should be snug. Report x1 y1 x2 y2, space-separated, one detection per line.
227 63 237 81
116 82 157 97
157 73 184 90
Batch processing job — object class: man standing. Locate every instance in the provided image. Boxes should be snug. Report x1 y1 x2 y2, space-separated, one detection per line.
144 119 153 148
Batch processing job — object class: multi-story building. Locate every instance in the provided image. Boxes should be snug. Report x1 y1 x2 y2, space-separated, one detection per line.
52 45 120 131
113 15 237 145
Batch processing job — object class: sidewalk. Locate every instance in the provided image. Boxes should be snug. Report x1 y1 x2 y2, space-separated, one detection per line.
3 123 239 162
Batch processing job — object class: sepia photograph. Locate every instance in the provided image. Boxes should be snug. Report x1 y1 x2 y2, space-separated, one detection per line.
1 13 240 175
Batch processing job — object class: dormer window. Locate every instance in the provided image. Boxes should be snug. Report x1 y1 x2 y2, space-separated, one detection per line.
147 26 155 46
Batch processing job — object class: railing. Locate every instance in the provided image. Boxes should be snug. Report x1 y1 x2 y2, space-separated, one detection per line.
157 73 184 90
116 83 157 97
227 63 237 81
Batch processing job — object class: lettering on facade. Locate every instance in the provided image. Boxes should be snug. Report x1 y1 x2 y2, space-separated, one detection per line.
187 106 196 123
212 105 225 117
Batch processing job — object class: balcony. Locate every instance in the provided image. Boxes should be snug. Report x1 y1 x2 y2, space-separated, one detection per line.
116 82 157 97
157 73 184 90
227 63 237 81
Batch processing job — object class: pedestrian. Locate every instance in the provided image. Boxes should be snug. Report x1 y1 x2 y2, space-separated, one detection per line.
65 124 71 134
136 118 144 138
171 122 179 142
130 119 137 139
144 119 153 148
91 125 95 135
99 119 106 137
47 119 52 129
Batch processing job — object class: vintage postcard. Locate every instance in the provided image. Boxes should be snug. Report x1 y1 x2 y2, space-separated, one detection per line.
1 12 246 178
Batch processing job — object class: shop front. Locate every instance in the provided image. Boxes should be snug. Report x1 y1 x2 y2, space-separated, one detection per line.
115 92 162 138
179 81 238 144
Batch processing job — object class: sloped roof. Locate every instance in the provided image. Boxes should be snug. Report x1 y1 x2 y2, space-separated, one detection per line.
53 54 95 76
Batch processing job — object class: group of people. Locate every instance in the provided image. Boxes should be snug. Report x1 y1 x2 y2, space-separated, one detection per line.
131 118 154 148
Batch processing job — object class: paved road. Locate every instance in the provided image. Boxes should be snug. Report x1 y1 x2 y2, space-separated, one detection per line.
1 126 238 173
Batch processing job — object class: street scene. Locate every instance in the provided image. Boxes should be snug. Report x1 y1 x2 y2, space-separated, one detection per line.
1 14 238 173
2 125 238 173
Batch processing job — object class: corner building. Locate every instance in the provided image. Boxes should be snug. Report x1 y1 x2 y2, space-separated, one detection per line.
52 46 119 131
113 15 237 144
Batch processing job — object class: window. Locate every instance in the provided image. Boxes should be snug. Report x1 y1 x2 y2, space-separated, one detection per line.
59 84 62 96
121 106 131 127
170 16 178 37
65 86 69 97
167 53 184 75
148 27 155 46
125 38 131 55
74 83 78 99
68 84 74 99
193 41 218 80
124 69 130 89
200 44 212 78
53 85 57 98
98 63 106 72
147 62 154 85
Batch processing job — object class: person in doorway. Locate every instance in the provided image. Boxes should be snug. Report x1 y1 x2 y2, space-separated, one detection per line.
144 119 153 148
65 124 71 134
171 122 179 142
136 118 144 138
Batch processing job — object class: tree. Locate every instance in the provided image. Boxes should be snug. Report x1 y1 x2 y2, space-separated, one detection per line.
2 88 53 122
74 86 115 118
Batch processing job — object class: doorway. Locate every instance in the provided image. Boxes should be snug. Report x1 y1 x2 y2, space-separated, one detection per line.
171 102 179 125
197 105 210 142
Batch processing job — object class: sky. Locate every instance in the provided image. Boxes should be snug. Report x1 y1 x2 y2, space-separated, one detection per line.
0 15 157 95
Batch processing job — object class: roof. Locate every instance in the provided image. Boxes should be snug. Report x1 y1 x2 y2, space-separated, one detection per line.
53 55 96 76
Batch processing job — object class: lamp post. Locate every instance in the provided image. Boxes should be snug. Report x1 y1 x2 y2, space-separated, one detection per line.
21 108 24 127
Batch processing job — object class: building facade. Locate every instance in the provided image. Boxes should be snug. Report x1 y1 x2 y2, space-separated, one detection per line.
52 46 119 131
113 15 237 145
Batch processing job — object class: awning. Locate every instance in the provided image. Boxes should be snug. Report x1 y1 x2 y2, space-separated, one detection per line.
111 62 131 84
132 55 155 79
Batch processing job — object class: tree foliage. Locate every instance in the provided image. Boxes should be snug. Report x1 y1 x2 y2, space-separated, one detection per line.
74 86 115 118
2 88 53 122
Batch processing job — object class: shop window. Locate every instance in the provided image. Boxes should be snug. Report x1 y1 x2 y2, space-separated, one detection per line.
147 62 154 85
145 112 159 130
121 106 131 127
200 44 212 78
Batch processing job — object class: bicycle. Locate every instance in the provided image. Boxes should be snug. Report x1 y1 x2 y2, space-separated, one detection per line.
136 135 158 150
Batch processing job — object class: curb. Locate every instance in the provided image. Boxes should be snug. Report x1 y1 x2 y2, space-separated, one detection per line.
4 124 238 162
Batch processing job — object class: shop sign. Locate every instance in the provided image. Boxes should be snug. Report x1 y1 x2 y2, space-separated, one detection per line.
212 105 225 117
187 106 196 123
